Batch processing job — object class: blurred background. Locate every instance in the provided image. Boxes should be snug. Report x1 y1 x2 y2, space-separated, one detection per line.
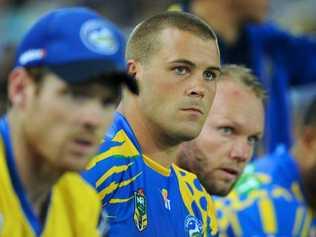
1 0 316 132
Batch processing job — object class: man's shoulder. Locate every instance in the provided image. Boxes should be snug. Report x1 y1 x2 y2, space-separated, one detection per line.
82 119 143 199
54 172 101 206
85 126 142 177
88 112 141 170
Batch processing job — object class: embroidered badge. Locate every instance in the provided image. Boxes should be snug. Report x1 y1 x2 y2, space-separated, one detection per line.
184 215 203 237
133 189 148 231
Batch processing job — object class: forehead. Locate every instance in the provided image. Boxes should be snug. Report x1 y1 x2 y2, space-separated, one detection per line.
152 27 220 67
208 80 264 133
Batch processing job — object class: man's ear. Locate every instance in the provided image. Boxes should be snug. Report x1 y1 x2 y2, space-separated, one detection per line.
127 59 141 80
8 68 32 108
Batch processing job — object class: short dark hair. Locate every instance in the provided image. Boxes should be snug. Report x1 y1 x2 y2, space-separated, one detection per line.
126 11 218 64
303 96 316 127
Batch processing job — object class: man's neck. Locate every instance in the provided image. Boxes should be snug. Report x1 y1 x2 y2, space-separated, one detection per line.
118 102 179 168
191 1 241 44
8 112 60 218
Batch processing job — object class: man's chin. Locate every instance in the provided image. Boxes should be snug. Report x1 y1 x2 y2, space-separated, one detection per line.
212 188 231 197
204 181 236 196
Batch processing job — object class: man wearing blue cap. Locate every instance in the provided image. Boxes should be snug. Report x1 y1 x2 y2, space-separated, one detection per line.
0 7 138 237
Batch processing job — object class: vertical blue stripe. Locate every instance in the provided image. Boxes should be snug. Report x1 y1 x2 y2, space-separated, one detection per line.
0 116 43 236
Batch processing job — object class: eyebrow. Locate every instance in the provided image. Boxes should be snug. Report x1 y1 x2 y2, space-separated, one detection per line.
229 120 263 138
168 58 221 72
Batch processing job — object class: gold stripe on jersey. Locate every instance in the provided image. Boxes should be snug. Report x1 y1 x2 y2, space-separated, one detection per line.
292 182 304 202
109 196 134 204
302 209 313 237
271 187 292 201
292 207 304 236
258 197 277 233
96 162 135 187
88 129 139 169
98 171 142 201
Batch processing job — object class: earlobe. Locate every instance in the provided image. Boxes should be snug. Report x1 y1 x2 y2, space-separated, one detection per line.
8 68 30 108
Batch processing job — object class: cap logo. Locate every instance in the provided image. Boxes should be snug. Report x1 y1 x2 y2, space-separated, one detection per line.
80 19 119 55
19 49 46 66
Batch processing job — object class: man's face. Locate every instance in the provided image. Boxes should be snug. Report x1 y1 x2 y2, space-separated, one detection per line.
132 27 221 142
180 79 264 196
22 73 119 172
233 0 269 24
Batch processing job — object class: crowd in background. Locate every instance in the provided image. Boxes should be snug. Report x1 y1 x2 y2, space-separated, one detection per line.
1 0 316 120
0 1 316 236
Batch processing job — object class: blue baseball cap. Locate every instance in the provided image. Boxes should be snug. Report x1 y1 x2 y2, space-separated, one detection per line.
15 7 138 94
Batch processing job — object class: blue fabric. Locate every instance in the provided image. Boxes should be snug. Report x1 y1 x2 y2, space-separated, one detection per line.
82 112 219 237
216 146 316 236
0 116 43 236
15 7 127 84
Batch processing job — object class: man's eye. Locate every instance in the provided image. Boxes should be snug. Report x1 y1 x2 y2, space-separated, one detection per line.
219 127 233 135
174 66 189 75
203 70 218 81
102 96 119 107
69 90 88 100
248 136 259 146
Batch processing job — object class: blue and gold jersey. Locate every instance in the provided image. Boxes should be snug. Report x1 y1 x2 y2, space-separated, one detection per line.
0 116 102 237
215 146 316 236
82 112 218 237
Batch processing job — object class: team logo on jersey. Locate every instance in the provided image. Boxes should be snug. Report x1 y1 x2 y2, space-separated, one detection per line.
80 19 119 55
133 188 148 231
161 188 171 210
184 215 203 237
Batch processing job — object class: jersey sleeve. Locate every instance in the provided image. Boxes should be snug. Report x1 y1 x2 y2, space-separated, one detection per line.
81 140 134 205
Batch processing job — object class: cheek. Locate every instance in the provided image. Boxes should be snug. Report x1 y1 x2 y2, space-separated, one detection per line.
208 82 217 97
140 82 176 116
24 115 68 164
196 137 220 165
30 99 73 148
204 138 231 164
